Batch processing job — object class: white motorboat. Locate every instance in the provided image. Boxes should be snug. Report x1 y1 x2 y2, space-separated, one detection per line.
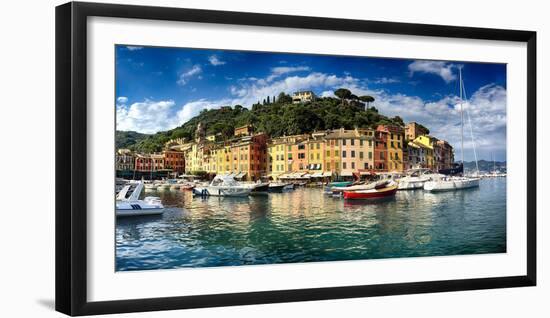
423 68 480 192
116 181 164 217
197 175 252 197
424 175 479 191
397 169 441 190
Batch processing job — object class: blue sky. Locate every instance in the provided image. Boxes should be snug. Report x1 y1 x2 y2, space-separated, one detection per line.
115 45 507 161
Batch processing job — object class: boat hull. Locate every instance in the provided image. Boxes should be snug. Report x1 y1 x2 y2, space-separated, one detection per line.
343 185 398 200
205 187 252 197
397 180 427 190
116 208 164 217
424 178 480 191
268 184 285 192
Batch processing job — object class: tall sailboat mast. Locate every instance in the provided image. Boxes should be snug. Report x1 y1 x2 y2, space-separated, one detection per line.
459 67 464 168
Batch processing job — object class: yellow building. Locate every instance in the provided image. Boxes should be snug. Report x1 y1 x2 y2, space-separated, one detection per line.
268 137 289 179
306 131 327 175
413 135 436 169
377 125 405 172
211 144 233 175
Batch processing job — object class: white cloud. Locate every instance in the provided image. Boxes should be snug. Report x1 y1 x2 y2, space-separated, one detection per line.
373 77 400 84
177 65 202 86
408 60 457 83
370 84 506 160
117 96 128 104
208 55 226 66
116 100 178 134
266 66 311 82
126 46 143 51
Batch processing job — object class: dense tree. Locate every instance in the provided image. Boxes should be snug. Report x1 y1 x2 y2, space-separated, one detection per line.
359 95 375 110
334 88 352 106
276 92 293 104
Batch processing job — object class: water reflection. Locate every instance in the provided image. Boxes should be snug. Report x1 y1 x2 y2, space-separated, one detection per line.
116 178 506 271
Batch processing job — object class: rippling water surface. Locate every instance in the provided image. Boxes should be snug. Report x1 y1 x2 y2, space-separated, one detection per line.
116 178 506 271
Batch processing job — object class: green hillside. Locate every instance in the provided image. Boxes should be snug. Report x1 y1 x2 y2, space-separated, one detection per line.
116 92 405 153
115 130 149 149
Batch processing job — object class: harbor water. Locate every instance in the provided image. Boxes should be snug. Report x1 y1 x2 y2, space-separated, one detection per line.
116 178 506 271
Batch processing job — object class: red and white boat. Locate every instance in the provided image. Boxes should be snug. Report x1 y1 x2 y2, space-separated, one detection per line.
343 180 398 200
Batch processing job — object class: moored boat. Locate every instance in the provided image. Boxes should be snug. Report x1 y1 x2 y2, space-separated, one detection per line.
199 175 253 197
116 182 165 217
268 182 286 192
329 181 353 188
343 181 398 200
424 176 479 192
397 168 441 190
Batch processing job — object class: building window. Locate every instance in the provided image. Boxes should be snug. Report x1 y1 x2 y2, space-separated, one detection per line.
342 151 347 158
351 162 355 169
343 162 347 169
335 150 339 157
360 140 363 146
316 143 320 149
369 140 372 147
317 153 320 160
327 163 331 170
343 139 346 146
298 153 305 159
351 150 355 158
359 151 364 159
364 163 368 169
288 154 293 160
351 139 355 146
326 150 330 157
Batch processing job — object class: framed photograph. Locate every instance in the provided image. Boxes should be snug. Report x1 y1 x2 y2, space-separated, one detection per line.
55 1 536 316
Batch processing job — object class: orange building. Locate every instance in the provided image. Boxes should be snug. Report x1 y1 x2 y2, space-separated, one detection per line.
229 133 268 181
163 150 185 174
286 135 310 172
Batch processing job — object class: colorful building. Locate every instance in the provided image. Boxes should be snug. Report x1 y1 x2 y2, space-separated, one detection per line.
436 139 454 170
374 128 388 171
405 122 429 141
162 150 185 174
377 125 405 172
325 128 374 178
267 137 289 179
135 153 165 172
227 133 268 181
412 135 436 169
306 132 326 174
116 149 135 172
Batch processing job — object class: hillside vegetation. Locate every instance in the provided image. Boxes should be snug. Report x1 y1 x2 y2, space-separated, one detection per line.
117 92 405 153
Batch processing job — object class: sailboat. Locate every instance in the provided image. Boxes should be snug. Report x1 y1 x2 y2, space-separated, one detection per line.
424 68 480 192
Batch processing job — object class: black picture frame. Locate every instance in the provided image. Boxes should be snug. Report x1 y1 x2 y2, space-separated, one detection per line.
55 1 537 316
